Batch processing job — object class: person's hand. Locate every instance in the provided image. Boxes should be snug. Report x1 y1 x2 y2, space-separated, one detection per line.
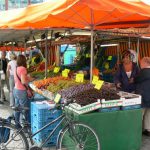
116 83 121 89
27 74 35 82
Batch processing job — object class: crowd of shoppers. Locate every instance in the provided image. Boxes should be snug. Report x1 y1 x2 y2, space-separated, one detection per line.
0 52 33 126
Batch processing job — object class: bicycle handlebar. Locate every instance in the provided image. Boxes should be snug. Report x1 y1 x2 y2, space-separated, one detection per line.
12 106 29 112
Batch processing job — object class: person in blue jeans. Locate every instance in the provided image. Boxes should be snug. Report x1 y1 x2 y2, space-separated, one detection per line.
13 55 32 127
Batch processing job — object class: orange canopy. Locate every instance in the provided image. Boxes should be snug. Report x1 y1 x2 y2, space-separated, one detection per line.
0 46 25 51
0 0 150 29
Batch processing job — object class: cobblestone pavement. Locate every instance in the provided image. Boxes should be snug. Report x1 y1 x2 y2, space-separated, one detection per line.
0 88 150 150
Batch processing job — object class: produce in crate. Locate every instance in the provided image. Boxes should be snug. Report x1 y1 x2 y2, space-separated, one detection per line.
59 83 93 99
47 80 80 93
69 88 120 106
33 76 67 89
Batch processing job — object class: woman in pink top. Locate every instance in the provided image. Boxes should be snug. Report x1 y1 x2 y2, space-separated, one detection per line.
13 55 30 127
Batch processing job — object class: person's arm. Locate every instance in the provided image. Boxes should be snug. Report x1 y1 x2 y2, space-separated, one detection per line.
21 70 34 84
6 64 11 78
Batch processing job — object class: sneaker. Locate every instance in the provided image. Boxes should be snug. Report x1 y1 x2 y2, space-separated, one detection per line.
142 130 150 136
3 98 7 101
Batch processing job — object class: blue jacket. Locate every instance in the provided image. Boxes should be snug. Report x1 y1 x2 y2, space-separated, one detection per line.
135 68 150 108
114 63 139 92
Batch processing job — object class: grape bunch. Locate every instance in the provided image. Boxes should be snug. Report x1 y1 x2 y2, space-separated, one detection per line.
59 83 94 99
60 85 120 106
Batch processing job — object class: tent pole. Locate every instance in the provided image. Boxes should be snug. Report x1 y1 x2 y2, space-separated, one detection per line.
12 41 14 53
117 43 120 65
0 58 3 102
137 37 140 67
45 30 48 78
128 36 131 49
24 40 26 56
90 27 94 83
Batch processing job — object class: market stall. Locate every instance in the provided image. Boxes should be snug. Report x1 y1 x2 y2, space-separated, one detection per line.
74 109 142 150
1 0 150 149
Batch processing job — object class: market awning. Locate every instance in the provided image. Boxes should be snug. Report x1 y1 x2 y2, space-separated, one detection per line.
0 0 150 29
0 46 25 51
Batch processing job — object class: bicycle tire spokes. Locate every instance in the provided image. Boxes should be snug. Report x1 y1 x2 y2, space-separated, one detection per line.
0 125 28 150
59 123 100 150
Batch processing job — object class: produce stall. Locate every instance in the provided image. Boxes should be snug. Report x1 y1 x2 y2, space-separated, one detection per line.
73 109 142 150
30 76 142 149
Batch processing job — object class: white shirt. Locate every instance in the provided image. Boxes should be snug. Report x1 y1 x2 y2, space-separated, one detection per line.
126 71 132 78
8 60 17 76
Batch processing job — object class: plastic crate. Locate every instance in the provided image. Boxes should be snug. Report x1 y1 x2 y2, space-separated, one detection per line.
31 119 61 131
32 130 58 147
121 104 141 111
31 124 60 139
101 99 123 108
31 102 62 122
118 91 141 106
65 100 101 114
99 107 120 112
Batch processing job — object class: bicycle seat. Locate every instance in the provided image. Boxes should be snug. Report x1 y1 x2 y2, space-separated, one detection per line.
12 106 29 112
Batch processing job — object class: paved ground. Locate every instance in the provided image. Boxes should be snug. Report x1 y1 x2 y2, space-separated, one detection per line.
1 88 150 150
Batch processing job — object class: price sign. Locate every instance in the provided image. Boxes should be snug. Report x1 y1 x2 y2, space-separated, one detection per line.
92 75 99 85
53 67 60 73
62 70 68 78
64 69 70 73
54 94 61 103
108 56 112 60
75 73 84 83
104 63 109 69
94 80 104 90
86 54 91 58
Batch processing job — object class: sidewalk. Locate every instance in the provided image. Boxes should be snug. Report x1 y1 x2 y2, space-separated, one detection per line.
0 88 150 150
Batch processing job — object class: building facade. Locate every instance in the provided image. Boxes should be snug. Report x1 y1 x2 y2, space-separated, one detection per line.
0 0 47 11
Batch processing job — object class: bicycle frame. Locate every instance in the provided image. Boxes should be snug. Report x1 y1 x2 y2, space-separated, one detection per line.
27 113 65 148
28 111 81 148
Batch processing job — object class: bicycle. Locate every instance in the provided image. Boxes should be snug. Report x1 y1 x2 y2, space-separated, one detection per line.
0 100 100 150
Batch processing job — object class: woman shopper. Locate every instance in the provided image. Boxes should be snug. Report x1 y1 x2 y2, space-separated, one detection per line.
7 53 17 107
114 50 139 93
14 55 33 127
135 57 150 136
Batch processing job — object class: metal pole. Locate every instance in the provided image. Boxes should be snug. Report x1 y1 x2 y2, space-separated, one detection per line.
28 0 31 5
137 37 140 67
0 57 3 102
24 40 27 56
90 28 94 83
117 44 120 65
5 0 8 10
12 41 14 53
90 9 94 83
45 31 48 78
128 36 131 49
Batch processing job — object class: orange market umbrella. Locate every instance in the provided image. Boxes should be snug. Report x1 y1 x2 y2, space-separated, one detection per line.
1 0 150 81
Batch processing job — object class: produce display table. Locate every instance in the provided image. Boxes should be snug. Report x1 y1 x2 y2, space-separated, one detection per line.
73 109 142 150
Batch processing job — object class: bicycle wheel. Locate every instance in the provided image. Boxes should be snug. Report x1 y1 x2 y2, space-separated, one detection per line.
0 123 29 150
58 123 100 150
